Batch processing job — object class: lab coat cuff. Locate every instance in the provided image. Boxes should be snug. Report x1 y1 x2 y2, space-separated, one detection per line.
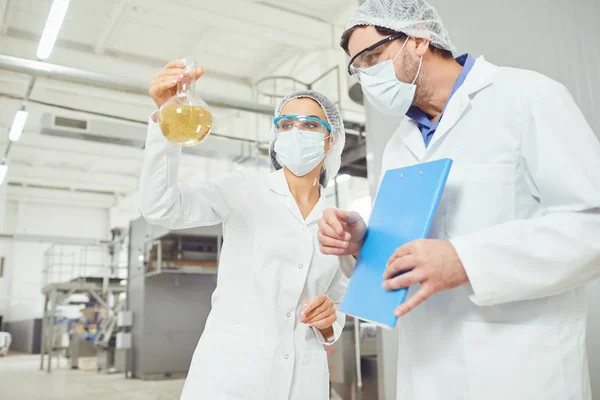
449 236 493 307
339 255 356 278
313 321 342 346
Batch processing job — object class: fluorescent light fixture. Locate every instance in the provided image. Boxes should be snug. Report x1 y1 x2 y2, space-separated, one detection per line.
9 110 28 141
0 165 7 185
36 0 71 60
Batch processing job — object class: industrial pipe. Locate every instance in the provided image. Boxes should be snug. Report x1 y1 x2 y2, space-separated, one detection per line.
0 54 275 115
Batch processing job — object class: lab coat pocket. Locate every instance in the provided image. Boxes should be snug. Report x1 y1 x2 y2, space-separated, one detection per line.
444 163 516 237
183 329 274 400
462 321 567 400
289 349 329 399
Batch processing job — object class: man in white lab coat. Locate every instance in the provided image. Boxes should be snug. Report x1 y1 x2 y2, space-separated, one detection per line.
318 0 600 399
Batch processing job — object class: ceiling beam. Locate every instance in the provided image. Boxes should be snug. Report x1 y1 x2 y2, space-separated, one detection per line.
139 0 333 50
94 0 131 54
6 164 138 194
0 53 272 116
7 185 117 209
1 30 252 86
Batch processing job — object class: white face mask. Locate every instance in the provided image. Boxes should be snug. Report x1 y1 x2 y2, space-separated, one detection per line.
274 128 326 177
359 38 423 116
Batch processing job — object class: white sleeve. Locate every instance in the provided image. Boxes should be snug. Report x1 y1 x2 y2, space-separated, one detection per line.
138 115 250 229
451 78 600 307
313 264 349 345
339 255 356 278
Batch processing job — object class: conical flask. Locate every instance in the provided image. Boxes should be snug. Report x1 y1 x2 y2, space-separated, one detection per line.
158 59 213 146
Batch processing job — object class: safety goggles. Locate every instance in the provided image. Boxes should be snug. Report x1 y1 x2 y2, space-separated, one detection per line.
347 34 406 81
273 115 332 134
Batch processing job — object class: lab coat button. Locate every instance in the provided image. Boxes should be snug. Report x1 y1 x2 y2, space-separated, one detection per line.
302 227 307 232
298 264 303 269
287 312 291 317
284 354 289 359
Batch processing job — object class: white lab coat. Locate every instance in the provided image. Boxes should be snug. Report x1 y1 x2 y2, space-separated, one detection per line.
138 120 351 400
378 57 600 400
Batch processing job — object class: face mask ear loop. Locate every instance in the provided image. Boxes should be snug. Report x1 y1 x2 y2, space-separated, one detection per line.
392 37 409 63
412 56 423 85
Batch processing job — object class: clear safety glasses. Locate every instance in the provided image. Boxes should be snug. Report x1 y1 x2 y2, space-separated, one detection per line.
273 115 332 134
347 34 406 82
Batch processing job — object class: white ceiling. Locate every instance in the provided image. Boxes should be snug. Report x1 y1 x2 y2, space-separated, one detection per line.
0 0 362 211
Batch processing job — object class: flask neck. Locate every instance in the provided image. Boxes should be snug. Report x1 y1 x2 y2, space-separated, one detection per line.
177 77 195 97
177 59 197 97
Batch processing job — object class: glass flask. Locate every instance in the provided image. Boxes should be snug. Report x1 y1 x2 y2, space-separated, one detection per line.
158 58 213 146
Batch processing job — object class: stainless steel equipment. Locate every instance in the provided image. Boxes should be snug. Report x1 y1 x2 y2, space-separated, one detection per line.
126 217 221 380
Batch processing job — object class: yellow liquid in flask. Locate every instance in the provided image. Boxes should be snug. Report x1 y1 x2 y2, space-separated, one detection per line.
159 104 213 146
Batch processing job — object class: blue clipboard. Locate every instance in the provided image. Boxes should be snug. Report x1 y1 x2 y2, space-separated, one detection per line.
340 158 453 328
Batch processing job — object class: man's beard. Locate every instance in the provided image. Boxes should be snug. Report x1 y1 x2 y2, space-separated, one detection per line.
399 53 432 108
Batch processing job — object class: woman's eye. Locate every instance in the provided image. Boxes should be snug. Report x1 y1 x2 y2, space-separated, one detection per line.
306 122 318 129
281 122 293 129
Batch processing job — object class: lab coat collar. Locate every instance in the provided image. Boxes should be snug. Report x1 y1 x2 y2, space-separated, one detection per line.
266 168 288 196
266 168 325 225
427 56 497 149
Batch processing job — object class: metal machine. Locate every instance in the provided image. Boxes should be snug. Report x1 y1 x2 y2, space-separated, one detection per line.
126 216 221 380
39 236 128 373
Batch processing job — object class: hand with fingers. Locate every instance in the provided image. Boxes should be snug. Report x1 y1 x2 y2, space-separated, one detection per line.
382 239 469 318
318 208 366 257
300 295 337 339
149 59 206 108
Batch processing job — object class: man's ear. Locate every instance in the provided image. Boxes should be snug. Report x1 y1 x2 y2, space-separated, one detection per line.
413 37 431 58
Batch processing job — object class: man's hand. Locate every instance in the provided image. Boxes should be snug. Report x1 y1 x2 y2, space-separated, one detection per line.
318 209 366 256
383 239 468 318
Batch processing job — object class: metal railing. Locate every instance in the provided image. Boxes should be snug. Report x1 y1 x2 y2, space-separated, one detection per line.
42 243 128 289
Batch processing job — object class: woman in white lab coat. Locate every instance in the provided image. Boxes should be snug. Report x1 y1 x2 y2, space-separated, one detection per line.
138 60 351 400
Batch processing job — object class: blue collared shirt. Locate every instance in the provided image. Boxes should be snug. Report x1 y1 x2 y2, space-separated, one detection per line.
406 53 476 147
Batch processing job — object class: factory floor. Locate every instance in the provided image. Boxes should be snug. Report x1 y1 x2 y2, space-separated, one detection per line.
0 353 345 400
0 353 183 400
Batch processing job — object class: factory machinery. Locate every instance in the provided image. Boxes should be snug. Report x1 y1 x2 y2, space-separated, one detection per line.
39 228 128 373
125 216 222 380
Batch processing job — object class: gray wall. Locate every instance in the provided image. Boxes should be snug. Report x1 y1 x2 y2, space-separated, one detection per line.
4 318 42 354
429 0 600 139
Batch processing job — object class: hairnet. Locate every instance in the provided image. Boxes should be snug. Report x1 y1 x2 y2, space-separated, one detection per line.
346 0 456 54
269 90 346 188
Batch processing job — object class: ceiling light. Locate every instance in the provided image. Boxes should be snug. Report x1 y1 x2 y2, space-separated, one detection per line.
9 110 28 141
36 0 71 60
